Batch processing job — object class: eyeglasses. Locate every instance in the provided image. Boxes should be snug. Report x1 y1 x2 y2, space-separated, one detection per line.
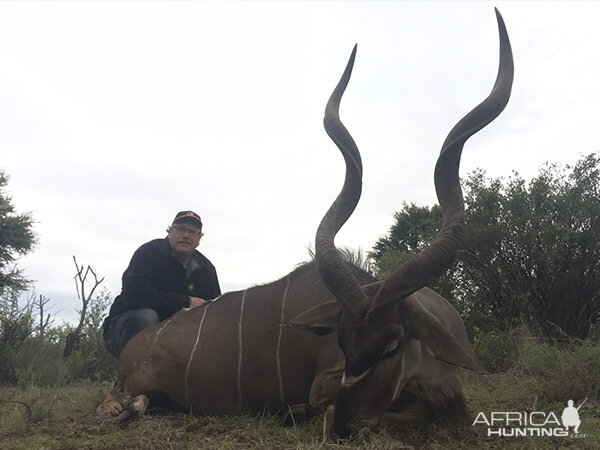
170 224 203 237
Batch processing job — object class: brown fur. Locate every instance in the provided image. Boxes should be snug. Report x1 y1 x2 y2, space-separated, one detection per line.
405 374 471 426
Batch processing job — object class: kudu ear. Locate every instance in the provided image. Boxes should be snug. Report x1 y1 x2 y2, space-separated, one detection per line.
284 301 341 336
403 302 486 373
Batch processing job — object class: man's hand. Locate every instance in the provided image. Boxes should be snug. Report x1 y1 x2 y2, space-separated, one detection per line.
189 297 206 308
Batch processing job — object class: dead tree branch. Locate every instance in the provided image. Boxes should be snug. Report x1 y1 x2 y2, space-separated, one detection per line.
64 256 105 357
35 294 54 340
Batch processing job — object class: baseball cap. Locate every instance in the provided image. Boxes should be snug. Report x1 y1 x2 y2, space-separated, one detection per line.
173 210 203 227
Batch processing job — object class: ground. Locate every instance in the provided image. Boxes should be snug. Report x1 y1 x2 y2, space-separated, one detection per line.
0 373 598 450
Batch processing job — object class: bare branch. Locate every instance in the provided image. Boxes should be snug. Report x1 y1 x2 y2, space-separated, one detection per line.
35 294 55 340
64 255 105 357
0 400 32 419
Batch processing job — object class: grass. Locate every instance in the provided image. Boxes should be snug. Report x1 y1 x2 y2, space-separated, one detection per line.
1 337 599 449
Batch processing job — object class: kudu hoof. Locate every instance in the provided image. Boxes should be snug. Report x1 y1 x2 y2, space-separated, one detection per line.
114 394 150 425
115 408 138 425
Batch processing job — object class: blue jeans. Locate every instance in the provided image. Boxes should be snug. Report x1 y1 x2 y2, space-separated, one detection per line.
103 308 160 357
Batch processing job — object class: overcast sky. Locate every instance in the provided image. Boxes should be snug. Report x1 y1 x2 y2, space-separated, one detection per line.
1 1 598 324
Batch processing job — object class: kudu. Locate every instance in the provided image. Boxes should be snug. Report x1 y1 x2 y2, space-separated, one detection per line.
110 9 513 437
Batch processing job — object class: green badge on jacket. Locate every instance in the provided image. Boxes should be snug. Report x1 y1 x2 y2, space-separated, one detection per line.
188 283 195 293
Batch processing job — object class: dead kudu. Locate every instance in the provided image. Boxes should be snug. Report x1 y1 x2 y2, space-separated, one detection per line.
108 10 513 437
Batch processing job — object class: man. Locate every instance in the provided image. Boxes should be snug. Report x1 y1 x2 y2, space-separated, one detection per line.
562 399 584 433
103 210 221 357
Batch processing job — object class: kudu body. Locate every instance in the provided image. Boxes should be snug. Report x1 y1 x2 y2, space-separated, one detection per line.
114 9 513 437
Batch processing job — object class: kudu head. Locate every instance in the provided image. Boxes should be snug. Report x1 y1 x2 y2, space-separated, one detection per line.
289 9 514 437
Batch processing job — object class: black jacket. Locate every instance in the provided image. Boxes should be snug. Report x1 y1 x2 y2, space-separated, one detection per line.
105 238 221 324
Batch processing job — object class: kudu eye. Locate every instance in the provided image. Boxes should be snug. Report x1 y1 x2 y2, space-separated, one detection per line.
341 366 373 388
381 339 401 360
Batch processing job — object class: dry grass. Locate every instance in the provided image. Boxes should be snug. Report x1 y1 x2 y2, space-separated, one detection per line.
0 372 598 450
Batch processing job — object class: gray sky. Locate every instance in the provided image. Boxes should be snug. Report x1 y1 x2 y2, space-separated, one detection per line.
1 1 598 324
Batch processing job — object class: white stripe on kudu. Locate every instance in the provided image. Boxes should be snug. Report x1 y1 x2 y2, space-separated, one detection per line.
276 275 292 406
152 316 174 347
184 303 211 407
237 289 248 412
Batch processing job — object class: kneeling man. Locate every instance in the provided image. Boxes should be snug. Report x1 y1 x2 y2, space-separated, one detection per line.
103 210 221 357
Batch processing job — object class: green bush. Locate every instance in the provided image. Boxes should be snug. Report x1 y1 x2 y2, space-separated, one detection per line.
471 326 517 373
13 332 67 387
0 292 36 385
1 290 116 387
525 340 600 403
471 327 600 403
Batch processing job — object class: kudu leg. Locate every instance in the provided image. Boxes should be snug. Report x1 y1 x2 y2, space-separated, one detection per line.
95 392 123 416
96 381 123 416
283 348 343 426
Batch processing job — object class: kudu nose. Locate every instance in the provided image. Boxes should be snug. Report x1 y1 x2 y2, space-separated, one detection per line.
332 417 377 438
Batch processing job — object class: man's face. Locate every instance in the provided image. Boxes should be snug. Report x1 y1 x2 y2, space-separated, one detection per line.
167 221 202 257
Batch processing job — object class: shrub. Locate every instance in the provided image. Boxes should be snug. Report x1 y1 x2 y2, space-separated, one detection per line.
0 291 35 385
471 327 600 403
471 326 517 373
1 290 116 387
